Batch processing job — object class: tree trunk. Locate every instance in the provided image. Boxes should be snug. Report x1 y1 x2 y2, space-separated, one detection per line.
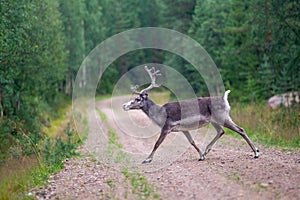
65 72 71 95
0 85 3 119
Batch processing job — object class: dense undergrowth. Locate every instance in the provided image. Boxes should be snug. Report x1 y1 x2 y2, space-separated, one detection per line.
0 96 81 200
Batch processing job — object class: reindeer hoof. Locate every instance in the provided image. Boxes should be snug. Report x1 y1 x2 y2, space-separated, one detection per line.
142 158 152 164
254 149 260 159
198 156 205 161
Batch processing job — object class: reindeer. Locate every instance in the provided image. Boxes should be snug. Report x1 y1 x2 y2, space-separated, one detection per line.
122 66 259 163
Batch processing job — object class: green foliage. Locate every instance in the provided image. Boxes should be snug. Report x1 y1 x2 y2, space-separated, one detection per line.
97 67 119 95
1 0 299 121
84 0 105 53
58 0 85 95
158 0 202 94
257 54 275 98
0 122 80 200
0 94 70 163
42 124 78 171
0 0 67 161
249 0 300 99
121 168 160 199
188 0 299 101
0 118 44 163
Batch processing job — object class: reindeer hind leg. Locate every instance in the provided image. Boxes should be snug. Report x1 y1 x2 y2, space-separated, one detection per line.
224 117 259 158
201 123 225 160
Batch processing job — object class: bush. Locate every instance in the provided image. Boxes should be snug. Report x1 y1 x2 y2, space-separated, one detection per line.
42 123 78 171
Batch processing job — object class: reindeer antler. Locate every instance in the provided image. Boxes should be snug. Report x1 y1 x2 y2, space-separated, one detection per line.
130 66 161 95
130 85 140 94
140 66 161 94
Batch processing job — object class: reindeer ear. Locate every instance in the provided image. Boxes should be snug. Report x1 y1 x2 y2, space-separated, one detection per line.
142 93 148 99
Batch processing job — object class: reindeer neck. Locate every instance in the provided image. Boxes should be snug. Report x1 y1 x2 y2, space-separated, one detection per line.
141 98 166 127
141 98 158 115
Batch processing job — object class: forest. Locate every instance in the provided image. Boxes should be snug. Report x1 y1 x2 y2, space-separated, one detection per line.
0 0 299 198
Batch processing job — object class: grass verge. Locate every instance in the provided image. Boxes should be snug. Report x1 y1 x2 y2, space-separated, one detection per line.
229 103 300 147
96 108 128 163
122 168 160 199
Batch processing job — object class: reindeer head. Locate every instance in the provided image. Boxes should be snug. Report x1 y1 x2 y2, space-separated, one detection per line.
122 66 161 111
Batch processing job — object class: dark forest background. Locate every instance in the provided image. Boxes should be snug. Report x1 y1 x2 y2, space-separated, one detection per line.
1 0 299 159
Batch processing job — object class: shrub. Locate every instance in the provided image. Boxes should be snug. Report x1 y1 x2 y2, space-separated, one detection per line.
42 123 78 171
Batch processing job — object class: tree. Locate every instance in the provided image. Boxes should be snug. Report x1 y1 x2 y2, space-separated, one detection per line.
1 0 67 157
84 0 105 53
157 0 203 94
1 0 66 118
58 0 85 95
94 0 143 94
251 0 300 99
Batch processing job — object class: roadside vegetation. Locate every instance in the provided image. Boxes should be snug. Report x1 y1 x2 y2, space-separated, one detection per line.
122 168 160 199
0 100 81 200
230 103 300 148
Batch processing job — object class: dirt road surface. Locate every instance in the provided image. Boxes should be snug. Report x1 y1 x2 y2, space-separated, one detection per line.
34 97 300 200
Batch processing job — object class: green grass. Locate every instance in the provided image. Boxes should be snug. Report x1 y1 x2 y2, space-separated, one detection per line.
0 102 81 200
230 103 300 147
107 129 122 148
97 108 107 122
95 109 119 147
96 108 130 164
121 168 160 199
104 128 125 163
148 91 171 105
0 124 80 200
42 94 72 138
95 94 112 101
0 158 45 200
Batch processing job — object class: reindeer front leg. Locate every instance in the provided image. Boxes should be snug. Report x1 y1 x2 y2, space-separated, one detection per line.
142 125 169 164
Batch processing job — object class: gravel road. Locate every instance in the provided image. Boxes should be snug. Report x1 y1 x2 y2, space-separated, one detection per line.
33 97 300 200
